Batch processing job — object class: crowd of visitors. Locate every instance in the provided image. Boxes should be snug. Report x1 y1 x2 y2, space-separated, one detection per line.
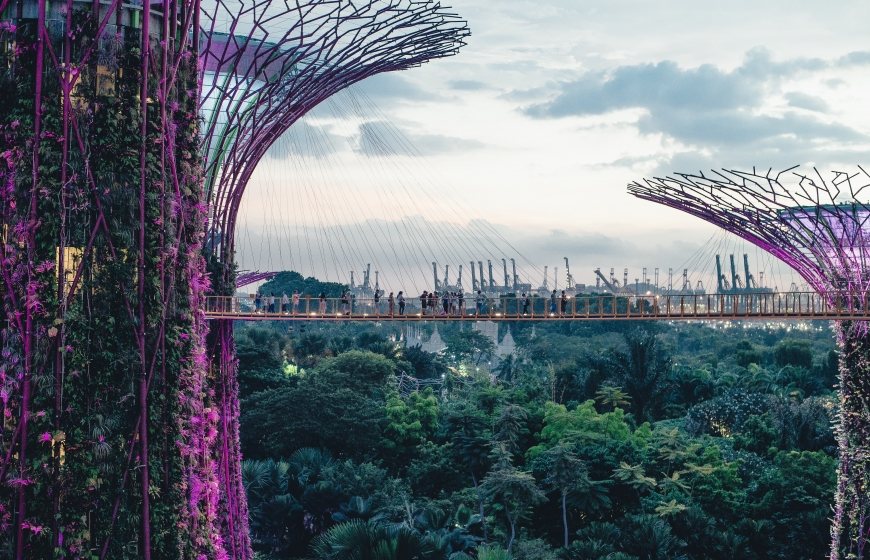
249 288 577 318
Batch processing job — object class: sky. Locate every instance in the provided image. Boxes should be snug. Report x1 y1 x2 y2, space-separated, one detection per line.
235 0 870 293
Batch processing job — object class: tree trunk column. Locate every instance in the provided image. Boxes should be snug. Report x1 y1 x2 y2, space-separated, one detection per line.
210 317 253 559
832 321 870 560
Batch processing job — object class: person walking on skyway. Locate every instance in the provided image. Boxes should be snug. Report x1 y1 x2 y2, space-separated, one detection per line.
561 290 568 316
341 290 351 315
292 290 300 314
281 292 289 314
550 290 557 315
319 292 327 315
388 292 395 316
522 292 530 315
374 289 381 314
476 290 485 316
398 291 406 315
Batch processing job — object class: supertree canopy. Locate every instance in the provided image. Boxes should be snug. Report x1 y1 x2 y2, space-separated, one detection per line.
198 0 469 270
628 166 870 559
0 0 468 557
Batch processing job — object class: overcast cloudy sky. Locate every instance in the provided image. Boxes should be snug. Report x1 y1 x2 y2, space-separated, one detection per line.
236 0 870 291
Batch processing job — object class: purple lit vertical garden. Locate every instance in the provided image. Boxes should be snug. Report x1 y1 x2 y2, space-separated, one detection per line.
0 0 467 558
629 166 870 559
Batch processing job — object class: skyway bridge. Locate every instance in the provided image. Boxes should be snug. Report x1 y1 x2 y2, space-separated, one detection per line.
203 292 870 322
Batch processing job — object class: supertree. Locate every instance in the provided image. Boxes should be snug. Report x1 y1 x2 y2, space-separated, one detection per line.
0 0 467 557
0 0 219 557
196 1 467 555
628 166 870 559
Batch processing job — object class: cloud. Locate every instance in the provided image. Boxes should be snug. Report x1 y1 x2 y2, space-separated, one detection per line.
521 48 870 170
637 108 864 146
525 60 758 119
264 121 346 159
784 92 829 113
354 121 483 157
839 51 870 65
448 79 490 91
348 73 439 103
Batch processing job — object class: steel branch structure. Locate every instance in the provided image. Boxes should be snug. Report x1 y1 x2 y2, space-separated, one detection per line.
197 0 469 269
195 4 467 557
235 270 278 288
629 166 870 559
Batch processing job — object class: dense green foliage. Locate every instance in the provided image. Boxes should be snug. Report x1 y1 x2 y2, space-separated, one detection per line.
257 270 347 298
238 316 838 559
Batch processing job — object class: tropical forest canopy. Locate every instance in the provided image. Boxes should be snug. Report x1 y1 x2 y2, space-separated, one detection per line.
237 297 838 560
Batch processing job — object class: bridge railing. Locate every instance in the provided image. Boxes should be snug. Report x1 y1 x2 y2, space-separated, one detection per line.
203 292 870 320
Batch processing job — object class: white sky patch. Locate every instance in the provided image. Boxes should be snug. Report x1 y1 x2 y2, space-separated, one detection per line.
234 0 870 290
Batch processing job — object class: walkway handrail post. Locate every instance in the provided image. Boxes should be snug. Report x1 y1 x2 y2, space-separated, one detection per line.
202 291 870 321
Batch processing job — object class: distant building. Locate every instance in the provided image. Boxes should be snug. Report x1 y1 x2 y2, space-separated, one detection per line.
404 322 515 363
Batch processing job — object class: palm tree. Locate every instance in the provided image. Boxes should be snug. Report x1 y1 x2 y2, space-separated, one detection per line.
606 329 672 421
445 401 492 540
533 444 592 548
480 448 546 552
311 520 444 560
613 462 657 496
493 404 529 455
658 471 690 496
476 545 513 560
493 354 520 384
595 385 631 412
287 447 334 488
242 458 290 502
570 478 612 517
242 458 297 555
654 499 687 518
621 514 686 559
